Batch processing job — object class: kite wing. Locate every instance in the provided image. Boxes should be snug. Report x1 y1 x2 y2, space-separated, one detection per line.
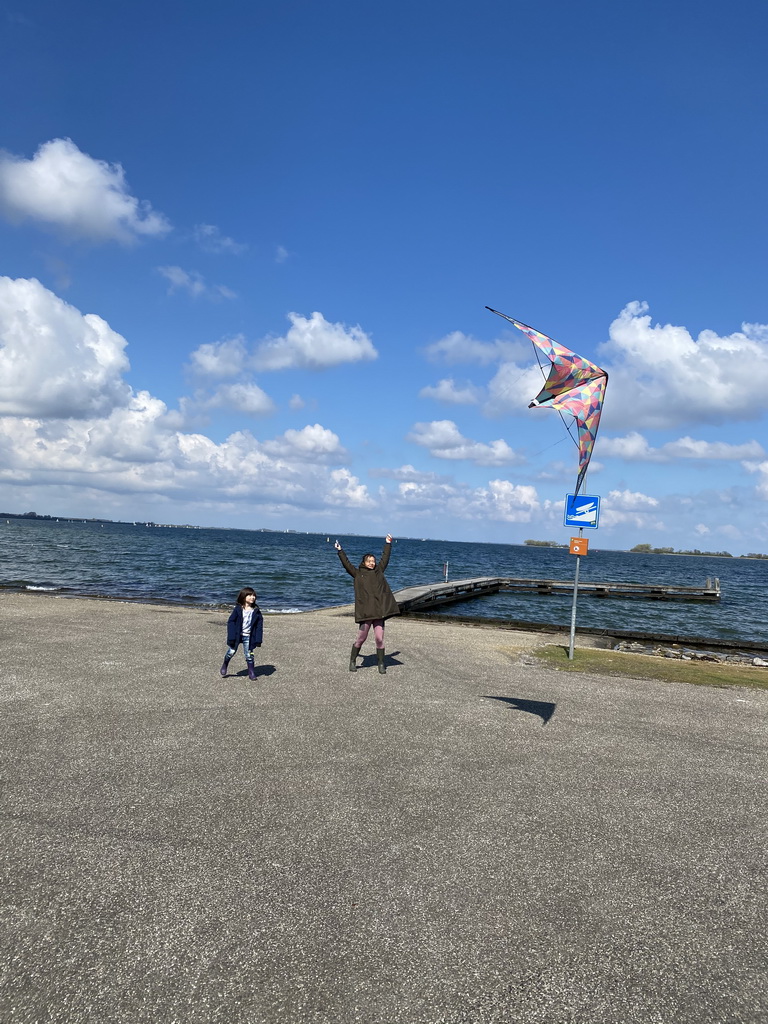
486 307 608 495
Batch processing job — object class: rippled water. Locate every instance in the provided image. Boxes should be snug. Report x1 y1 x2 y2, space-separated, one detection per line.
2 518 767 646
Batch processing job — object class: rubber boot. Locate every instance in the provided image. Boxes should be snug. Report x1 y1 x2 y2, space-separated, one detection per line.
220 657 231 677
247 662 257 681
349 645 360 672
377 648 387 675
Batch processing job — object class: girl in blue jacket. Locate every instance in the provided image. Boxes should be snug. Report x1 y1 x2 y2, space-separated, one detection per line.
221 587 264 680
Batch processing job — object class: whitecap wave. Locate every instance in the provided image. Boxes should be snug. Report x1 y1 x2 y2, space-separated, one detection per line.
263 607 305 614
26 585 58 592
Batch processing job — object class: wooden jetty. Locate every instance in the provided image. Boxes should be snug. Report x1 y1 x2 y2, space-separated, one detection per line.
394 576 721 613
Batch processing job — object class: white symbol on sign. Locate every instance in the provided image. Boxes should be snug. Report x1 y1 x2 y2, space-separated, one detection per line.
564 494 600 529
569 500 597 524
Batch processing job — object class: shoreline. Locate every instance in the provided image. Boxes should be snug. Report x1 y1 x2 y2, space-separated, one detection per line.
8 587 768 658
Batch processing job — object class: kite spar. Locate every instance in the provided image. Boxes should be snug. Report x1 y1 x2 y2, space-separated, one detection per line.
486 307 608 495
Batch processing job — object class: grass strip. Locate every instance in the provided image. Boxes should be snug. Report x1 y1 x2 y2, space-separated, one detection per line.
529 644 768 690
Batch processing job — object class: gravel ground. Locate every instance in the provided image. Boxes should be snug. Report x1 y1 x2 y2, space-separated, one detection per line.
1 593 766 1024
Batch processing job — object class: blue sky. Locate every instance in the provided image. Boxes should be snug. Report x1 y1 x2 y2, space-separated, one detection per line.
1 0 768 552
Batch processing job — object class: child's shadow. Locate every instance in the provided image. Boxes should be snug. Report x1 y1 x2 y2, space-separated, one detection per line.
235 664 277 678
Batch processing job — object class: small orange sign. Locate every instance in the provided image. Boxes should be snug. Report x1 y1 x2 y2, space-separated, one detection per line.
569 537 589 556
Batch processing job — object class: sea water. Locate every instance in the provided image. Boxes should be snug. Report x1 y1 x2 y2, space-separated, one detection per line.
2 518 767 647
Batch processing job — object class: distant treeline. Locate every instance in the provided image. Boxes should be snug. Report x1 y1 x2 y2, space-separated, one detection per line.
524 539 567 548
1 510 117 524
1 511 172 527
629 543 768 559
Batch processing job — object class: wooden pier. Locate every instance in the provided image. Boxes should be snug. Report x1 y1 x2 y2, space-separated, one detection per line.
393 576 721 613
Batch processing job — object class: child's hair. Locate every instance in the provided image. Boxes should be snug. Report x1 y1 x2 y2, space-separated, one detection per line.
236 587 257 606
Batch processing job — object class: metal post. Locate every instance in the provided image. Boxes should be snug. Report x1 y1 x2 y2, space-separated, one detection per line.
443 561 449 582
568 528 583 660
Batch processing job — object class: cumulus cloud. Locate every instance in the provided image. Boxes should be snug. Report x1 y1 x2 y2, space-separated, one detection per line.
261 424 347 463
196 383 276 417
187 313 376 382
0 408 372 513
370 464 444 483
192 223 247 254
327 468 374 507
597 488 664 531
419 378 483 405
468 480 541 522
0 276 131 418
425 330 523 366
0 276 377 516
600 431 766 462
187 336 248 379
605 489 659 510
386 474 542 523
744 460 768 501
0 138 170 243
407 420 523 466
485 360 545 415
288 394 305 410
601 302 768 430
157 266 236 301
254 312 377 371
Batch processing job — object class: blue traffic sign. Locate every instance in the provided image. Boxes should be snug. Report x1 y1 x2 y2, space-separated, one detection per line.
564 493 600 529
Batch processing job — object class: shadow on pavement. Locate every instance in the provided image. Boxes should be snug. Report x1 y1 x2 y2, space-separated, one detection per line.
482 695 556 725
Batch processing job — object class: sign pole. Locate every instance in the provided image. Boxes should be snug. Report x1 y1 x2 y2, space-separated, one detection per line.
568 527 583 661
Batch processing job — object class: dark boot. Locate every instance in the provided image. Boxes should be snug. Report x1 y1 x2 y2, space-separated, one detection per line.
220 657 231 677
377 648 387 674
349 645 360 672
247 662 257 681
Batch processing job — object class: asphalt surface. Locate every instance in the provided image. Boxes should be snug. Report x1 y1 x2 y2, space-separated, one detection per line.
1 593 766 1024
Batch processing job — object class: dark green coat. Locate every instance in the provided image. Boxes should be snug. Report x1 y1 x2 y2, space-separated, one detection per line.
337 542 400 623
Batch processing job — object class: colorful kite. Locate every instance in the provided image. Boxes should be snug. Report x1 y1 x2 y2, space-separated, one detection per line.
486 307 608 495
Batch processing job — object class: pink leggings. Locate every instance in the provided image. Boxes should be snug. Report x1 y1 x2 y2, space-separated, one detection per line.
354 619 385 649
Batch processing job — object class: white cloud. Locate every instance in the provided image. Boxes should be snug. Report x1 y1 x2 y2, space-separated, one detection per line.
261 424 347 462
599 431 765 462
327 468 374 507
255 312 377 371
472 480 541 522
387 474 542 523
0 277 375 515
288 393 305 410
370 464 443 483
193 223 247 254
407 420 523 466
275 246 290 264
419 378 482 405
157 266 236 301
605 489 659 510
0 409 372 513
602 302 768 430
484 361 545 415
425 330 523 366
199 383 275 417
0 276 131 418
745 460 768 501
187 336 248 379
0 138 170 243
597 488 664 531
